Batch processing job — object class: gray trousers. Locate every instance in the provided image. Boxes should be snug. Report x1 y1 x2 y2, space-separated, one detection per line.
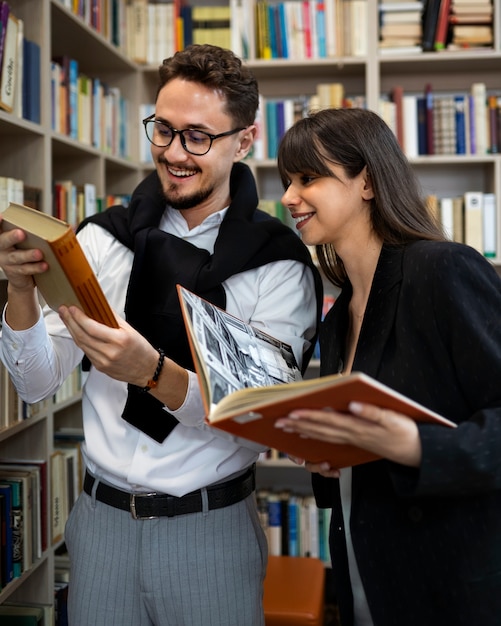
64 481 268 626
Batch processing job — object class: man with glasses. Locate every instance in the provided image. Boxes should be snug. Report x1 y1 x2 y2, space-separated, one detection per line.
0 44 321 625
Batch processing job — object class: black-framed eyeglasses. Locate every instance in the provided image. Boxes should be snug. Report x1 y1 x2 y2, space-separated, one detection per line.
142 115 246 156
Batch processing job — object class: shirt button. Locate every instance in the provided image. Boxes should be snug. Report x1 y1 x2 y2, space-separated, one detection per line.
141 445 148 453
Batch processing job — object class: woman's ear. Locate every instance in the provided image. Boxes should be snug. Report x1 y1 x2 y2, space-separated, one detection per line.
361 167 375 200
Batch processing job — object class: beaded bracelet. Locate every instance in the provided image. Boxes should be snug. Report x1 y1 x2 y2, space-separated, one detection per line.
141 348 166 393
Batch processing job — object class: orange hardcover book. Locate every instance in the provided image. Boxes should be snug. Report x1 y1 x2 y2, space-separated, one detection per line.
177 285 456 468
0 202 118 328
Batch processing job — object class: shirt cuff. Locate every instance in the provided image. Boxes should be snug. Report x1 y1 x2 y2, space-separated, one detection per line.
1 304 46 361
165 369 206 427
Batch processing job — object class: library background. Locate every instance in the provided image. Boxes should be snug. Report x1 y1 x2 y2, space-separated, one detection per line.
0 0 499 624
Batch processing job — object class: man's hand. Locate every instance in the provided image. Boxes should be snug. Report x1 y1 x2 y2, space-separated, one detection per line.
58 305 189 410
0 220 47 329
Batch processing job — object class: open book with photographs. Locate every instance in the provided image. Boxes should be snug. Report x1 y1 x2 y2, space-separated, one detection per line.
177 285 456 468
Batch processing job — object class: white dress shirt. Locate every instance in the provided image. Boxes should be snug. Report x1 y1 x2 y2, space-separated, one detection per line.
1 207 318 496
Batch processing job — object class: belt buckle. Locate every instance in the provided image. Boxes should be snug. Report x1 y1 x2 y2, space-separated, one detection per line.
130 492 158 520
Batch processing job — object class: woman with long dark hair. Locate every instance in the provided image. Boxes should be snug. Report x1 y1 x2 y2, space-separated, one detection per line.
275 107 501 626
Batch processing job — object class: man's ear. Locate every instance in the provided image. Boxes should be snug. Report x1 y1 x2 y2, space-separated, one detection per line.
234 125 257 161
361 166 375 200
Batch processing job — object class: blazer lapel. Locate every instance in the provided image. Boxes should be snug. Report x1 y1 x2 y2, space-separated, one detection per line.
353 245 404 378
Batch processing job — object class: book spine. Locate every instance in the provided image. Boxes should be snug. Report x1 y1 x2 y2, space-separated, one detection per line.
287 496 300 557
0 485 14 585
422 0 441 52
267 495 282 556
22 39 41 124
316 0 326 58
440 196 454 240
416 96 427 155
463 190 483 254
49 229 118 328
434 0 451 50
454 94 467 155
302 0 312 58
471 82 487 155
488 94 498 154
403 94 419 158
7 481 22 578
68 58 79 140
0 12 19 113
391 85 404 149
265 99 278 159
0 1 10 76
482 192 496 259
424 83 434 155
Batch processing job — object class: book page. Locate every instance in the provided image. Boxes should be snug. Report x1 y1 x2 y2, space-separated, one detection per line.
178 286 302 409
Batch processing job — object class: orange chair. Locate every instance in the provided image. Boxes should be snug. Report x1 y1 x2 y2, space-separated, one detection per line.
263 555 325 626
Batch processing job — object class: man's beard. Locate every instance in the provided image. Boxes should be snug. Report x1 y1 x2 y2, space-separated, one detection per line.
164 182 214 211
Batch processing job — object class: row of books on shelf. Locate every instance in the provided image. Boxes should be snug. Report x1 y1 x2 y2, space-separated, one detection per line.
59 0 232 64
0 1 41 122
379 0 494 55
0 459 47 590
254 0 368 60
54 547 70 625
112 0 369 64
58 0 496 65
427 190 497 258
51 55 129 159
0 176 132 229
131 1 234 64
0 361 50 432
53 368 83 406
0 601 56 625
245 80 500 161
387 82 500 158
257 488 332 563
53 181 98 230
53 180 131 228
58 0 130 51
0 453 72 621
52 429 85 547
260 186 497 264
0 362 83 436
251 89 366 160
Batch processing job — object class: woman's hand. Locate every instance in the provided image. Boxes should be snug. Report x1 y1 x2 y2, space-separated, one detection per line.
276 401 422 471
286 454 341 478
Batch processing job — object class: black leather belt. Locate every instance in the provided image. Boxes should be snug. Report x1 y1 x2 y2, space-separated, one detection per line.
83 466 256 520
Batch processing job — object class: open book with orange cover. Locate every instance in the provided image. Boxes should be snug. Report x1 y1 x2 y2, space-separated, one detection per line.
177 285 456 468
0 202 118 328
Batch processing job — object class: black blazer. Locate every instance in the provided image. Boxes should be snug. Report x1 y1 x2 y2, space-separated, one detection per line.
313 241 501 626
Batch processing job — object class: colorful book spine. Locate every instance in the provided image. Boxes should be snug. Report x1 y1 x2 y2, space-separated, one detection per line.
0 484 14 585
22 39 41 124
0 11 19 113
0 1 10 76
482 192 496 258
267 495 282 556
3 480 21 578
68 58 79 140
454 94 467 155
287 496 300 557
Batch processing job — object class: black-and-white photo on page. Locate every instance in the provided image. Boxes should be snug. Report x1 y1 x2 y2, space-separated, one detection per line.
178 286 302 405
